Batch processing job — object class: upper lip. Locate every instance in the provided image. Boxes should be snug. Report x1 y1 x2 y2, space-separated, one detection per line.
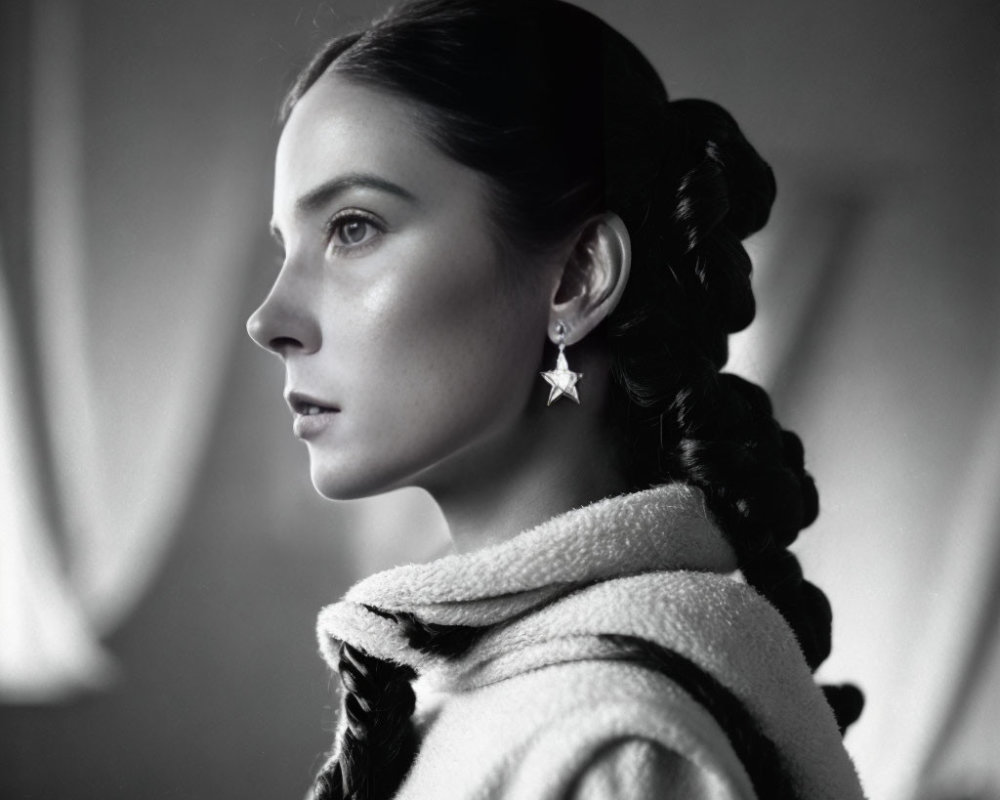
285 390 339 415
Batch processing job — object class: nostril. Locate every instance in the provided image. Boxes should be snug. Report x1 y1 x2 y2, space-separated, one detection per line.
269 335 304 355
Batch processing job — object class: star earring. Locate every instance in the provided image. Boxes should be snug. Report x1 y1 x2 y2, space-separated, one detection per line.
540 321 583 405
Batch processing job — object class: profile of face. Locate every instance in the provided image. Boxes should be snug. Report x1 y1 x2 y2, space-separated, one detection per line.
246 75 558 500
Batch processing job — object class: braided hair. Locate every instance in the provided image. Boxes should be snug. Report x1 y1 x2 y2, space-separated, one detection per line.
282 1 864 797
308 615 482 800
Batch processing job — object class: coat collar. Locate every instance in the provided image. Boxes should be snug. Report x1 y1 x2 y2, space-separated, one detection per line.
314 485 865 800
317 483 737 673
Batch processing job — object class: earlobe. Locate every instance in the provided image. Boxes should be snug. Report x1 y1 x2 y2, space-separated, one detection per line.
549 212 632 346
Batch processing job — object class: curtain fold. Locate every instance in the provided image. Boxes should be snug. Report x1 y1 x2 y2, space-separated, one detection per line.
0 240 115 700
1 0 271 700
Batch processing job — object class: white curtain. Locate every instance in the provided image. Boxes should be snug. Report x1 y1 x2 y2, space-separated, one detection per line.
0 238 116 699
0 0 267 700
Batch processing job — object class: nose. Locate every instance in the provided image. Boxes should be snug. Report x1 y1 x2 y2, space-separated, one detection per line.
246 273 322 356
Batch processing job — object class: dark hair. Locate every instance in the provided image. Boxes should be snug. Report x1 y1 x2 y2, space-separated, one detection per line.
284 2 863 797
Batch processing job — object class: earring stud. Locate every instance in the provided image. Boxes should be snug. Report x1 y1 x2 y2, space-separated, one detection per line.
540 321 582 405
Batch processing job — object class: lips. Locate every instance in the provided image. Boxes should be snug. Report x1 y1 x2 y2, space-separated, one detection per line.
286 391 340 416
296 401 334 416
286 391 340 439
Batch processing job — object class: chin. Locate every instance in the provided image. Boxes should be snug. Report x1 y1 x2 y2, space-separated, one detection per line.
307 451 413 502
310 466 381 502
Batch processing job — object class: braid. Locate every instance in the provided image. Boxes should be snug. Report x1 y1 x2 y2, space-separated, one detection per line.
671 373 830 666
308 614 484 800
309 642 417 800
608 99 864 733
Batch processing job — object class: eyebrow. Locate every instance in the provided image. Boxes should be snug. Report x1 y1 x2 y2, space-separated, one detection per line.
270 172 417 244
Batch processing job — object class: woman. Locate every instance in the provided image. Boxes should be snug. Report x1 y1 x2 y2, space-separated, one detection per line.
247 0 866 797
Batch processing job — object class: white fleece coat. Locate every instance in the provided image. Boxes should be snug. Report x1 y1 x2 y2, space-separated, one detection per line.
318 484 866 799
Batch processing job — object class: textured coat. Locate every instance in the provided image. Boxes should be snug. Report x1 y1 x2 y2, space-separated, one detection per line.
318 484 866 799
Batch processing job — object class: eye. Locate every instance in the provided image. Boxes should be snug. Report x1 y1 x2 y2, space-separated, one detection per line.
325 211 383 252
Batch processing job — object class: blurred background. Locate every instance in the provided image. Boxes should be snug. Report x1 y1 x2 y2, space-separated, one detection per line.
1 0 997 798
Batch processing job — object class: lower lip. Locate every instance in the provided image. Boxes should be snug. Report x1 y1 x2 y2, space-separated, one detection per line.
293 411 340 439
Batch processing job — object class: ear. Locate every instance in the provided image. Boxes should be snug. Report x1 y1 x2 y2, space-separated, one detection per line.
548 212 631 346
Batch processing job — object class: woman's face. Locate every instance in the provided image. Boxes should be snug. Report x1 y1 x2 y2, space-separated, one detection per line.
247 75 555 500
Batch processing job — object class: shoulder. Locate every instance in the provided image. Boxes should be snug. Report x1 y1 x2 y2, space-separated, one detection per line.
493 660 755 799
569 738 748 800
496 573 861 788
406 572 865 799
403 659 755 799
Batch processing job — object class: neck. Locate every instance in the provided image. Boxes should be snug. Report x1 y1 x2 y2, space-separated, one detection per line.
421 371 629 554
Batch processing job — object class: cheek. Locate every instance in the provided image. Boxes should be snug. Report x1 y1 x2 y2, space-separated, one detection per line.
343 237 543 445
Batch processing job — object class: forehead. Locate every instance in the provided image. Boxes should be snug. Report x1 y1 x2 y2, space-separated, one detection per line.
274 74 452 214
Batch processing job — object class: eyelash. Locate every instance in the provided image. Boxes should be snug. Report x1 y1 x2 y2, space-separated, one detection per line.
323 210 384 254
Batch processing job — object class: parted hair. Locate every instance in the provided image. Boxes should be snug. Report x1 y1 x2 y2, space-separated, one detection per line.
283 2 864 798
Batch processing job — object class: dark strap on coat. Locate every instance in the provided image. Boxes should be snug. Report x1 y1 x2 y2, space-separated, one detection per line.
596 633 798 800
